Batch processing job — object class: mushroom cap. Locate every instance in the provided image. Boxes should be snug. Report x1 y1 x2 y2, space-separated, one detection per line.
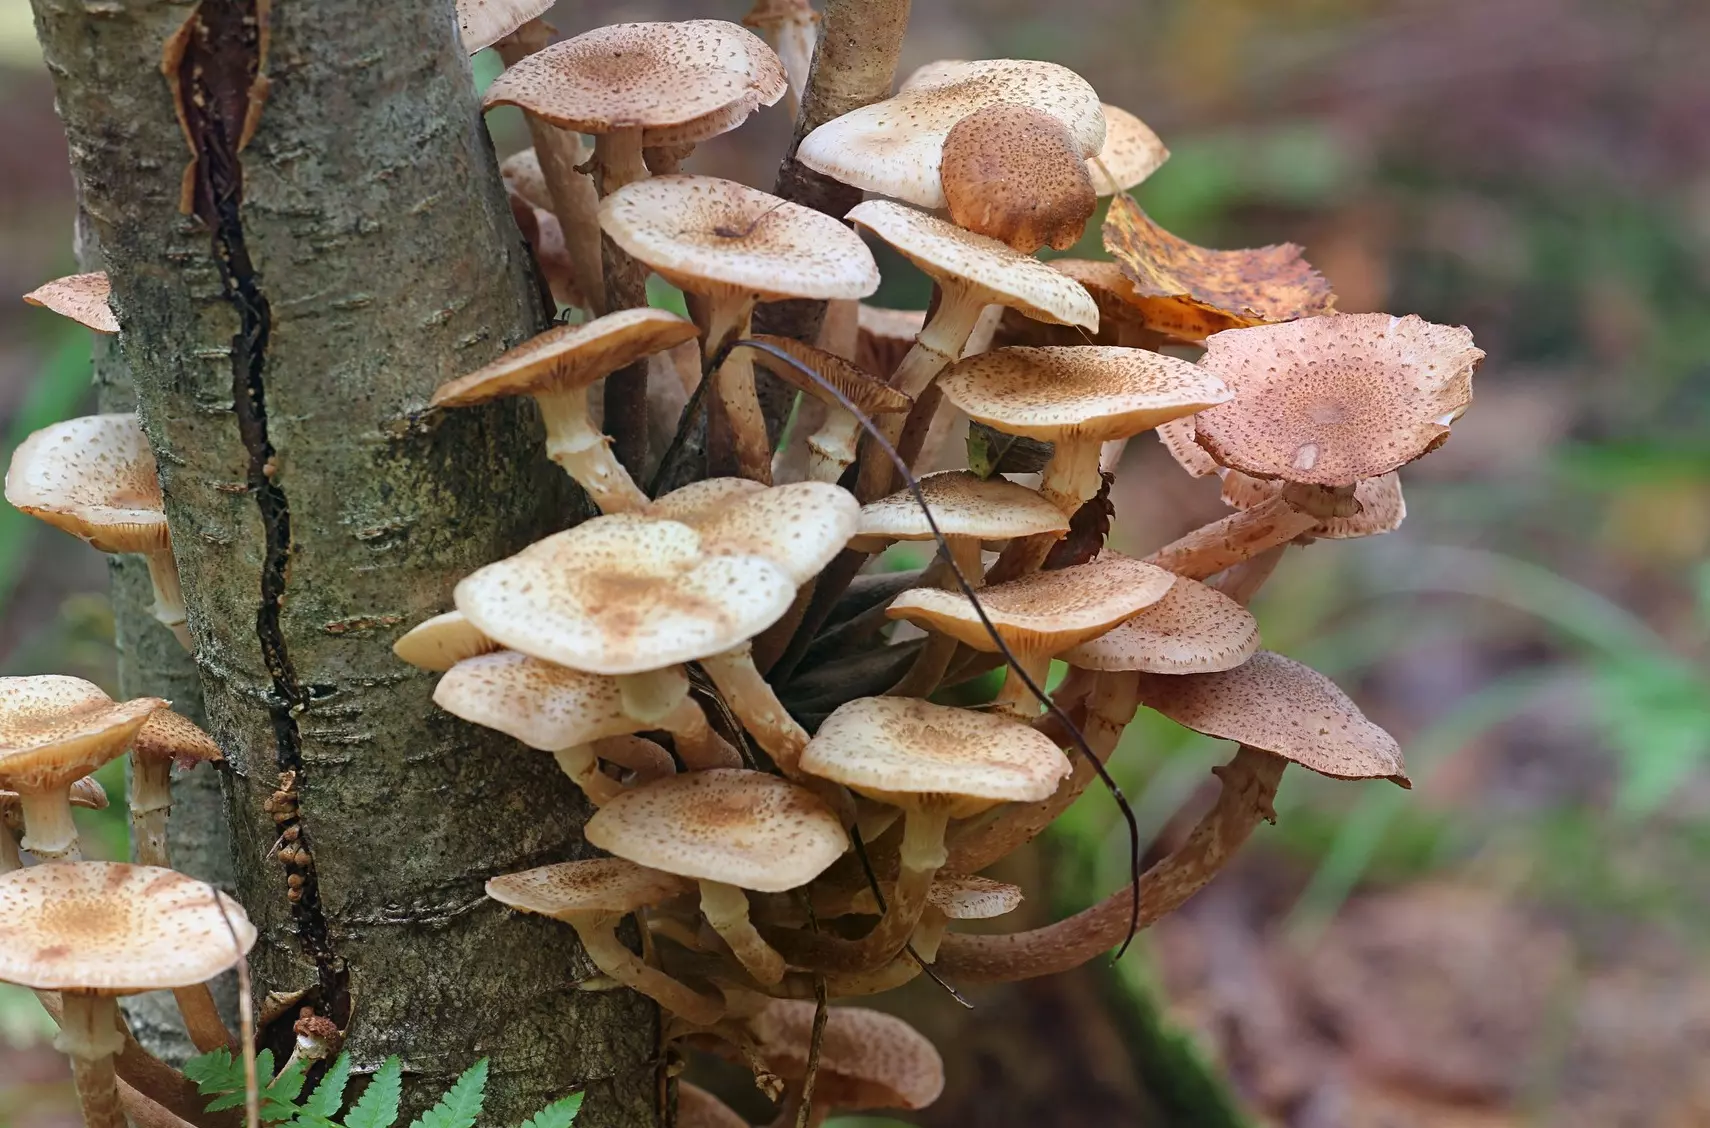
801 697 1070 816
1137 650 1408 784
1156 416 1221 478
922 873 1023 920
645 478 769 525
456 0 554 53
1104 196 1337 330
846 201 1098 330
1193 314 1482 488
939 103 1097 254
132 710 222 766
393 610 501 672
23 273 119 334
749 334 912 414
887 554 1176 656
599 176 880 301
486 857 694 919
455 515 798 674
0 862 256 994
1062 577 1259 674
677 1083 748 1128
1086 103 1169 196
585 769 848 892
501 146 590 213
690 482 861 585
482 21 786 145
432 309 700 408
748 1000 946 1111
939 346 1231 444
856 470 1069 544
1221 469 1406 539
434 650 687 751
0 677 164 793
796 58 1104 210
4 414 168 555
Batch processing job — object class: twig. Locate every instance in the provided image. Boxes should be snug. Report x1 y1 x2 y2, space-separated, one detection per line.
207 884 258 1128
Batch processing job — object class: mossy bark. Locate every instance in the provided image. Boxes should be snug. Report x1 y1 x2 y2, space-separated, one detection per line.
30 0 658 1122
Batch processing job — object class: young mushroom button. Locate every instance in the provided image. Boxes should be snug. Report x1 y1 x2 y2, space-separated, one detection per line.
939 103 1098 254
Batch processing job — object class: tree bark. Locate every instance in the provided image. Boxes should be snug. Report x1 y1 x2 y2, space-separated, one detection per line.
30 0 656 1123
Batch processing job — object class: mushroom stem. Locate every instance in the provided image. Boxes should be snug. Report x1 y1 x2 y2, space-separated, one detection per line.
552 746 628 806
129 755 174 868
1213 543 1290 607
805 409 862 483
593 129 651 195
1144 496 1319 580
660 696 743 770
170 985 236 1054
935 745 1285 983
535 385 650 513
569 914 724 1026
699 645 808 774
888 538 985 698
910 909 950 964
703 297 773 484
617 669 690 727
17 787 80 861
700 880 787 985
990 652 1053 719
0 821 20 872
144 551 192 651
1039 438 1104 518
57 994 127 1128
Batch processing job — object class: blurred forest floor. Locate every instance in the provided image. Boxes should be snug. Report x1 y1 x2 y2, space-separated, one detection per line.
4 1 1709 1126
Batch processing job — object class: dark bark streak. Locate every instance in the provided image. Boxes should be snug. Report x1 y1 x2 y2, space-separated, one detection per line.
175 0 348 1025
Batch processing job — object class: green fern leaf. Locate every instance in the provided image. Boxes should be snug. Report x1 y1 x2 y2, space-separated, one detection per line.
296 1052 353 1122
183 1048 240 1091
515 1092 583 1128
408 1057 488 1128
203 1049 277 1112
344 1057 404 1128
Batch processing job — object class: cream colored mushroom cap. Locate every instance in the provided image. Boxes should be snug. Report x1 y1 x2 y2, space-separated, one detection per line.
749 335 912 414
486 858 694 919
1047 258 1153 329
434 651 687 750
1157 416 1220 478
432 309 699 408
132 710 222 766
455 515 797 673
393 610 501 672
857 471 1069 544
692 482 860 585
1221 469 1407 539
456 0 553 53
750 1000 946 1110
1062 577 1259 674
801 697 1069 815
23 273 118 334
1086 104 1169 196
940 346 1232 444
0 677 164 793
0 862 255 993
926 873 1023 919
600 176 880 301
1137 650 1408 784
796 58 1104 209
4 414 168 555
890 554 1176 656
585 769 849 892
1194 314 1482 487
645 478 769 525
483 21 786 143
846 201 1098 330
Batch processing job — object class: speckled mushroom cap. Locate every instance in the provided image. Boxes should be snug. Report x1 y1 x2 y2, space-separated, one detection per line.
801 697 1070 817
486 857 695 919
23 273 118 334
131 710 222 766
393 610 500 672
748 1000 946 1111
1221 469 1407 539
599 177 880 301
483 21 787 146
1086 103 1169 196
846 201 1098 331
939 103 1097 254
1193 314 1482 488
431 309 700 408
455 515 797 673
749 334 912 415
856 471 1069 544
690 482 860 585
1046 259 1183 343
0 862 255 993
0 776 109 816
1062 577 1259 674
4 414 167 555
0 677 163 793
924 873 1022 920
1157 416 1220 478
456 0 553 53
1137 650 1409 785
939 347 1231 444
645 478 768 525
797 58 1104 210
585 769 848 892
677 1083 748 1128
434 651 689 750
887 554 1176 656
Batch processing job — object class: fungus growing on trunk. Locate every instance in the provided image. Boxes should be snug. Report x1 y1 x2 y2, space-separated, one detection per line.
747 335 912 483
23 272 119 333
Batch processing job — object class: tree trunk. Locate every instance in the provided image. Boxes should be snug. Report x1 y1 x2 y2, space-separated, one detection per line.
30 0 658 1123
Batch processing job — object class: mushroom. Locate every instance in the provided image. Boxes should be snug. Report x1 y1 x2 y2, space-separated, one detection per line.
739 1000 945 1126
598 176 881 483
486 858 725 1026
455 0 553 54
741 0 816 117
5 414 191 649
0 775 107 874
840 873 1023 963
430 309 700 513
127 709 222 870
586 769 849 985
1212 470 1407 604
678 1082 749 1128
747 335 912 483
1060 576 1260 676
887 554 1177 718
644 476 769 523
23 272 119 333
0 677 163 861
939 103 1098 254
1085 103 1169 197
392 610 503 672
1144 496 1320 581
786 697 1069 972
0 862 256 1128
